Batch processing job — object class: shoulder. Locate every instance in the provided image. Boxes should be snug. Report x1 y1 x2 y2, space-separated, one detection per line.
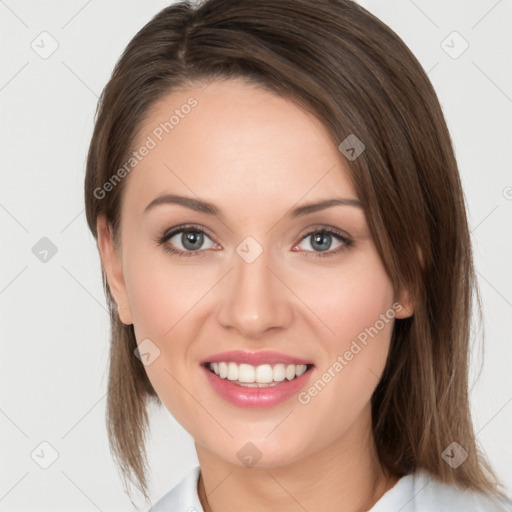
371 469 512 512
149 465 204 512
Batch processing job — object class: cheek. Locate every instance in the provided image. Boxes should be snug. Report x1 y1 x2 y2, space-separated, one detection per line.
123 242 213 339
330 270 395 348
297 248 395 349
121 245 216 420
296 249 395 413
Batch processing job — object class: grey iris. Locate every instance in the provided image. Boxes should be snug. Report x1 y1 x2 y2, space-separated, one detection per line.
182 231 204 251
311 231 331 252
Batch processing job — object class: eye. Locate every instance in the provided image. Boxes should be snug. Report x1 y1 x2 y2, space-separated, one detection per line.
155 224 218 257
155 224 353 259
293 227 353 258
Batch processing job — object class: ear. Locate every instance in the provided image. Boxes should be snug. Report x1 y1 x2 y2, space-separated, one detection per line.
393 284 415 319
96 215 133 325
394 244 423 319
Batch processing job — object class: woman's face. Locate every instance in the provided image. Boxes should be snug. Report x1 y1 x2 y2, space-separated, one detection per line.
98 78 412 468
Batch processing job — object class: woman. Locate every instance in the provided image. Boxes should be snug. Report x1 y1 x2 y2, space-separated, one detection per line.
84 0 511 510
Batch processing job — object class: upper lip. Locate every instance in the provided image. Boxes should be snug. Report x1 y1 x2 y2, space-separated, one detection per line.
200 350 313 367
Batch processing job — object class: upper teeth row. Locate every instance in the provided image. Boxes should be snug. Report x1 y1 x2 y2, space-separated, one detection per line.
209 362 308 383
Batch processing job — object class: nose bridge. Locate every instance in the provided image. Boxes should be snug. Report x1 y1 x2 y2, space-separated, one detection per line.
216 235 293 336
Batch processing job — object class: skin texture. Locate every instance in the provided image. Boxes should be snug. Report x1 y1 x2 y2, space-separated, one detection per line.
97 78 414 512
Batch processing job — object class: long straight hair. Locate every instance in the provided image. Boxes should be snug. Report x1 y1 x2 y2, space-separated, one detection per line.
84 0 505 502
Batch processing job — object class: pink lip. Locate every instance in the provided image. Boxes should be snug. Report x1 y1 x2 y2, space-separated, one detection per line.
199 350 313 366
200 364 315 409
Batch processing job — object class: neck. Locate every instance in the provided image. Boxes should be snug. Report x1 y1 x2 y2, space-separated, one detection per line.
196 407 398 512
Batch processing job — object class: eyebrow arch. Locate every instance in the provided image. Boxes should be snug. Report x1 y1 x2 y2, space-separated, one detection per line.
143 193 363 217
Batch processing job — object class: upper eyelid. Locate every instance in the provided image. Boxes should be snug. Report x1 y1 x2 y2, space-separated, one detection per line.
160 224 215 243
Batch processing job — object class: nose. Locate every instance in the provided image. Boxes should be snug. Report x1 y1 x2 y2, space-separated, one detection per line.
215 241 294 338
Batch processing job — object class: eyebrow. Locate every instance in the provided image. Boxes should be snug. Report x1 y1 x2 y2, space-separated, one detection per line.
143 193 363 218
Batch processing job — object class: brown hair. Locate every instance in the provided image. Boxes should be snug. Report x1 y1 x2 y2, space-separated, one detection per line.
84 0 506 504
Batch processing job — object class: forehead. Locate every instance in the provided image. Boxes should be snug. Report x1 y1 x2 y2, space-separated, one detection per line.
122 78 357 218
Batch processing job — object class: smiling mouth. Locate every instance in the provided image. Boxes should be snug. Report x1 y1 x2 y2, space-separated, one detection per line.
203 361 315 387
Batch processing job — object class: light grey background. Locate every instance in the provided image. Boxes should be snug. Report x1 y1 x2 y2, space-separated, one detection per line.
1 1 511 510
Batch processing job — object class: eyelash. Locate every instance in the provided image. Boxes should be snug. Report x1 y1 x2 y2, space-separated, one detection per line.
154 223 354 259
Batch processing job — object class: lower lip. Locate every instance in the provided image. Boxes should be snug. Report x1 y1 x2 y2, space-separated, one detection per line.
201 364 315 408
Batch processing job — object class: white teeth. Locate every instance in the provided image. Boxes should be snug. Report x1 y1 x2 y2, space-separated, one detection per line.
208 361 309 384
285 364 296 380
238 363 255 383
227 362 238 381
218 362 228 378
256 364 273 383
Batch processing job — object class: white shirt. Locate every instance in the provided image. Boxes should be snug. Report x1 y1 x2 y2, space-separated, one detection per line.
149 465 511 511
